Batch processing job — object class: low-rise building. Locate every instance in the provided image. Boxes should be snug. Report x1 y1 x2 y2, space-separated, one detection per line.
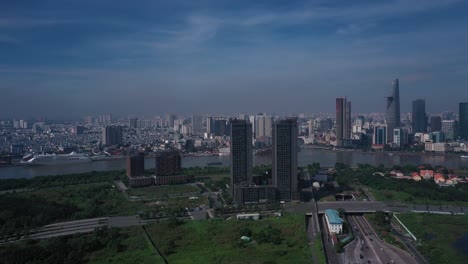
420 170 434 179
324 209 343 235
434 173 446 184
236 213 260 220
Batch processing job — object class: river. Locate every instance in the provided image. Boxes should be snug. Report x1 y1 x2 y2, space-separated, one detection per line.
1 147 468 179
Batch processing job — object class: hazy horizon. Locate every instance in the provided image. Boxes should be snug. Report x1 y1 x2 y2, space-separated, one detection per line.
1 0 468 119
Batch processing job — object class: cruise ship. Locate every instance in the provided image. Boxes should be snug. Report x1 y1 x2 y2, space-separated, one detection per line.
21 152 92 166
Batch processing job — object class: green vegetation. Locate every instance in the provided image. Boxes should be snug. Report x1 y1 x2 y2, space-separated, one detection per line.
0 170 123 191
0 227 163 264
398 213 468 264
127 184 200 197
319 195 336 202
314 236 327 264
334 163 468 205
182 166 229 176
146 213 312 263
365 212 405 250
1 183 146 238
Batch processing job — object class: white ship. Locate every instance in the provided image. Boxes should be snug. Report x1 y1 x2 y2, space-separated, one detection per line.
21 152 92 166
461 155 468 159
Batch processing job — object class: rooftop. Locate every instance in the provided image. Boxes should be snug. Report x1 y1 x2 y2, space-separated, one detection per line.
325 209 343 225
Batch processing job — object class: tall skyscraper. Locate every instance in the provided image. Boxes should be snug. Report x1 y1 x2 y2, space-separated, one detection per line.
214 119 227 136
430 116 442 132
459 103 468 140
206 116 214 134
386 78 401 142
191 115 203 134
412 99 427 133
102 126 123 146
442 120 457 140
272 118 298 201
230 119 253 196
335 97 351 146
126 152 145 177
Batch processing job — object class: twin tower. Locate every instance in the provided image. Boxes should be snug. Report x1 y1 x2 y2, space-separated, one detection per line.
230 118 298 205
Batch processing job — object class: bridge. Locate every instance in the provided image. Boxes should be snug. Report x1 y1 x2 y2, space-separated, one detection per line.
285 201 468 215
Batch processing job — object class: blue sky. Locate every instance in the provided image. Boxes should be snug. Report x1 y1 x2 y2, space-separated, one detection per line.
1 0 467 118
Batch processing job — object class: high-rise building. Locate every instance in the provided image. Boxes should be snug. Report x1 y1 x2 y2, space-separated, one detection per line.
166 114 176 128
430 116 442 132
308 120 315 138
214 119 227 136
230 119 253 196
191 115 203 134
335 97 351 146
126 152 145 177
442 120 457 140
393 128 408 147
206 117 215 134
102 126 123 146
272 118 298 201
72 125 85 135
412 99 427 133
459 103 468 140
373 126 387 145
129 118 139 129
155 150 182 176
254 114 273 139
386 78 400 141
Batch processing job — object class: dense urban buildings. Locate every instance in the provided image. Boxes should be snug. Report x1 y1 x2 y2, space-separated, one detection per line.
102 126 123 146
386 78 401 141
230 119 253 196
335 97 351 146
459 103 468 140
412 99 427 133
272 118 298 201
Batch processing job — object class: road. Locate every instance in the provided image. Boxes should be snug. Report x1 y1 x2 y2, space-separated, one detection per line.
1 216 151 244
344 215 418 264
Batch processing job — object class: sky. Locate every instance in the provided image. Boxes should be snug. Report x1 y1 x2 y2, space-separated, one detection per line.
1 0 468 119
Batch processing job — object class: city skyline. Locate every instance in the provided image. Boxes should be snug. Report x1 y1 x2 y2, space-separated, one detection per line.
1 0 468 118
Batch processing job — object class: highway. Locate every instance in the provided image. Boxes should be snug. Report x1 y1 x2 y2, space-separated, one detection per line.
345 215 418 264
1 216 151 244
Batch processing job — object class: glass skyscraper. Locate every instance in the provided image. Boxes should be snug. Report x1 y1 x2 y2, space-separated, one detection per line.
386 78 400 142
412 99 427 133
460 103 468 139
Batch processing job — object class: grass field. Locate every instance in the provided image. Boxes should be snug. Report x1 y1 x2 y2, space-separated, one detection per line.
397 213 468 264
88 227 165 264
314 236 327 264
127 184 200 197
14 182 146 218
370 188 468 206
146 213 312 264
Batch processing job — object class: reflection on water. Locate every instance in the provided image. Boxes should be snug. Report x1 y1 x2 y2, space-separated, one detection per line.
1 148 468 179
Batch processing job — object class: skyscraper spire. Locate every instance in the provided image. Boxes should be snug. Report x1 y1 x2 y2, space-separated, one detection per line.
386 78 400 142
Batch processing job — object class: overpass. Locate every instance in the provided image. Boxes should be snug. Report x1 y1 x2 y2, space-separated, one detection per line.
286 201 468 215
